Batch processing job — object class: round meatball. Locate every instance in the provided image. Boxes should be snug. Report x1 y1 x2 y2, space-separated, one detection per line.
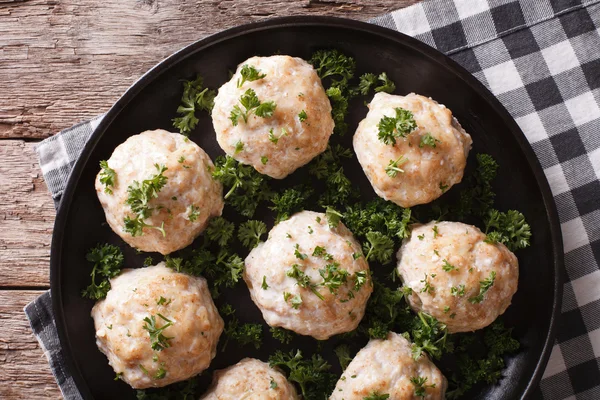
212 55 334 179
199 358 299 400
91 263 224 389
397 221 518 333
353 92 472 207
331 332 447 400
244 211 372 340
95 129 223 255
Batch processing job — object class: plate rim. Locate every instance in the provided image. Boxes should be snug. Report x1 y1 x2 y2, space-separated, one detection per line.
50 15 564 399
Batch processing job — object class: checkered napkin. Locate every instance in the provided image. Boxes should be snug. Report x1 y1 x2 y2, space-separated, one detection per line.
25 0 600 398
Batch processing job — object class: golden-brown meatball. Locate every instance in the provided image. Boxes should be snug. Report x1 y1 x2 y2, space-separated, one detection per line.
330 332 447 400
212 56 334 179
91 263 223 388
396 221 518 333
353 93 472 207
95 129 223 255
244 211 372 340
199 358 299 400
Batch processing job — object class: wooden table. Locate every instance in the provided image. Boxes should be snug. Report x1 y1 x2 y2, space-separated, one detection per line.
0 0 416 397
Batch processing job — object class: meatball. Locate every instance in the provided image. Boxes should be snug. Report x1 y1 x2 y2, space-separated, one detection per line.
212 55 334 179
353 93 472 207
396 221 518 333
199 358 299 400
95 129 223 255
331 332 447 400
244 211 372 340
91 263 224 389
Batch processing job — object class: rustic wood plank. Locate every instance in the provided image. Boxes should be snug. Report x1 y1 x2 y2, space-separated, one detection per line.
0 290 62 399
0 0 413 140
0 141 55 288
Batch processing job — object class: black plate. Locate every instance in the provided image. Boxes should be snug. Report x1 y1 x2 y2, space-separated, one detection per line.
50 16 563 400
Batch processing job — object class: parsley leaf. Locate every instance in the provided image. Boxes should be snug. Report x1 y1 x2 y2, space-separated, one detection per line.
99 160 116 194
205 216 235 247
334 344 353 370
363 393 390 400
270 327 295 344
269 349 336 400
237 64 266 88
363 231 395 264
377 107 418 145
325 206 343 228
298 110 307 122
484 209 532 252
238 220 267 249
454 153 499 219
419 133 440 148
270 186 313 223
142 314 174 351
411 312 450 360
358 72 396 95
385 155 407 177
123 164 168 237
172 75 216 134
308 144 355 208
81 243 124 300
222 314 263 351
212 155 272 217
187 205 200 222
229 88 276 126
410 376 435 398
468 271 496 304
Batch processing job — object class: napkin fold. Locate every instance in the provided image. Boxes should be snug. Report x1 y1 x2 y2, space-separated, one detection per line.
27 0 600 398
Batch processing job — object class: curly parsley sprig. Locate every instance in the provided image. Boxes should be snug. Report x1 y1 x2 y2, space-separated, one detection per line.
172 75 216 134
99 160 116 194
81 243 124 300
237 64 266 88
123 164 168 237
378 107 418 145
230 88 276 126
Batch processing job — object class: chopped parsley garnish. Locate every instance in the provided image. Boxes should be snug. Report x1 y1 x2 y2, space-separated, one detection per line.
237 220 267 249
99 160 116 194
156 296 171 306
237 64 266 88
262 276 269 290
363 392 390 400
172 75 216 134
284 292 303 309
442 260 458 272
325 207 343 228
334 344 352 370
81 243 124 300
484 209 531 252
270 186 313 223
261 156 268 165
123 164 168 237
270 378 278 389
432 225 439 238
451 284 466 297
268 127 288 144
385 155 407 177
362 231 395 264
319 262 350 294
234 140 244 154
269 349 336 400
143 256 154 267
294 244 308 260
206 216 235 246
419 133 441 148
420 274 435 294
468 271 496 304
142 314 174 351
212 155 271 217
298 110 307 122
410 376 436 398
312 246 334 261
187 205 200 222
222 312 263 350
270 327 295 344
358 71 396 95
377 107 417 145
229 88 276 126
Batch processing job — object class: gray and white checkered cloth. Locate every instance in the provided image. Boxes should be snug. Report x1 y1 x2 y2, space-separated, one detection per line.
26 0 600 398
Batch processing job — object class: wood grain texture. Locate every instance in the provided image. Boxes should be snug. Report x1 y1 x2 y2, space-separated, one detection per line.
0 141 55 288
0 290 62 399
0 0 411 140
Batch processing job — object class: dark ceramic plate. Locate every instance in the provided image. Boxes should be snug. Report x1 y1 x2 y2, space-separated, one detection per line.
50 16 563 400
